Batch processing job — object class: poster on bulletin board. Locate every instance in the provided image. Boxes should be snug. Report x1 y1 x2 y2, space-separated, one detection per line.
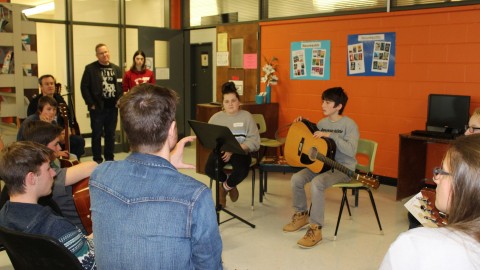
290 40 331 80
347 32 396 76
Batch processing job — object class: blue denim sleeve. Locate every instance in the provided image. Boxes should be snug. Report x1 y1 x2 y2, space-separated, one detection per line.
191 188 223 270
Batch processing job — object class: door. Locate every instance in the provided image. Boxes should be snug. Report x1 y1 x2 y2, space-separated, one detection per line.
137 27 186 136
191 43 213 120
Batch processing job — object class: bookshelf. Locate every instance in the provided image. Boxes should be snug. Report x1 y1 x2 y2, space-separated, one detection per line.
0 3 37 130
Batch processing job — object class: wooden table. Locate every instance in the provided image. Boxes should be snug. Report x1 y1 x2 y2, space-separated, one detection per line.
397 134 453 200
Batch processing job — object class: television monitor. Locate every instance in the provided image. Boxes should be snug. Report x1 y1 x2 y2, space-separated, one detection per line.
426 94 470 134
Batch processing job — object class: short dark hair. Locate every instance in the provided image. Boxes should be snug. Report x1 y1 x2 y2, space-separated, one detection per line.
322 87 348 115
119 84 178 153
0 141 55 195
22 121 63 146
38 74 55 85
37 95 58 114
221 81 240 100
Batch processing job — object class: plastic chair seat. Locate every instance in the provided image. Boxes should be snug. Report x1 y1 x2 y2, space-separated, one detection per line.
331 138 383 240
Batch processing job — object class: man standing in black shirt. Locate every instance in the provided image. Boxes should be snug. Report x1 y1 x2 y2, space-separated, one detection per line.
80 43 122 164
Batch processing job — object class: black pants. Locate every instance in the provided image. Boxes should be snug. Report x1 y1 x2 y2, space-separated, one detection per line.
205 152 251 187
90 108 118 163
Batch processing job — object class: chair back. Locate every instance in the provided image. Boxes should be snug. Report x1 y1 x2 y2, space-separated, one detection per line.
0 226 83 270
252 114 267 134
355 138 378 173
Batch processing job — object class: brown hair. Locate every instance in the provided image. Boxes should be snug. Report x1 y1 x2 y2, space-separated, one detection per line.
444 134 480 242
119 83 178 153
0 141 55 195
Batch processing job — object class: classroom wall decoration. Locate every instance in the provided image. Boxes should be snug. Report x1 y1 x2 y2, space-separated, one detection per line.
290 40 331 80
347 32 396 76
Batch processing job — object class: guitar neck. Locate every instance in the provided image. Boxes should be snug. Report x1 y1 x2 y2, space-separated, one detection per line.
315 152 356 179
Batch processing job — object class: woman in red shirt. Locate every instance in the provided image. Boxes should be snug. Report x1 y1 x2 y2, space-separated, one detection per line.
122 50 155 92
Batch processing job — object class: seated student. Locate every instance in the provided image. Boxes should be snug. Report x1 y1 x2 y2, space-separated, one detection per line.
18 120 96 234
408 107 480 229
381 134 480 269
0 141 96 269
90 84 222 269
20 95 85 160
204 81 260 207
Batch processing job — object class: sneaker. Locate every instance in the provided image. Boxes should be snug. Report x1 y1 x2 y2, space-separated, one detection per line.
229 187 239 202
297 224 322 248
283 211 309 232
218 185 227 208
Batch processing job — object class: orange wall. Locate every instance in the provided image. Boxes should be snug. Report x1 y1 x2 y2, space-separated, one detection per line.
260 5 480 179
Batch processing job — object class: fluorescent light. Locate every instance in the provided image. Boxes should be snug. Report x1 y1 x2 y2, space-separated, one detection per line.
22 2 55 16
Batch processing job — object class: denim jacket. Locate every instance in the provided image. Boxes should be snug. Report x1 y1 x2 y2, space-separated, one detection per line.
90 153 223 270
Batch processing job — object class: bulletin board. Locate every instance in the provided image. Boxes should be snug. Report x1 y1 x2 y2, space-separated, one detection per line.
290 40 331 80
347 32 396 76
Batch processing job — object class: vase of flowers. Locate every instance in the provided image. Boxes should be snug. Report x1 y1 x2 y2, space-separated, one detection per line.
261 56 278 104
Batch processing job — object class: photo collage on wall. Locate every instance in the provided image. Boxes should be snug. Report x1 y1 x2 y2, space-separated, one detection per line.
372 41 391 73
292 50 305 77
311 49 327 77
290 40 331 80
347 32 396 77
348 43 365 74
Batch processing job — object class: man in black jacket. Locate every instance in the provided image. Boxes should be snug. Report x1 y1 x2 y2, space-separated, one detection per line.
80 43 123 164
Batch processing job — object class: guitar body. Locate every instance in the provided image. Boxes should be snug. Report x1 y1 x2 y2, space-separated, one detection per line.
285 121 380 189
59 159 93 234
285 121 336 173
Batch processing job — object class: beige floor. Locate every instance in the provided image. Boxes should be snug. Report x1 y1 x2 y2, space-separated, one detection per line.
0 142 410 270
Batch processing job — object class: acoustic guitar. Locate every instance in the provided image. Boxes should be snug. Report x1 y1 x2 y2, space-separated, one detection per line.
58 104 92 234
405 188 448 227
284 121 380 189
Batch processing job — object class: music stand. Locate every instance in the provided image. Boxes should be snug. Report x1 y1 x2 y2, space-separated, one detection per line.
189 120 255 228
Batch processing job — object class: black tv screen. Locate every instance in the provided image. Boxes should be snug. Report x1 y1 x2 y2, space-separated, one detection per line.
426 94 470 133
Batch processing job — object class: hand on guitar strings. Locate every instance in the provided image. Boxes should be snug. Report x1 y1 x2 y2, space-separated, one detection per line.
313 131 330 138
56 150 70 159
221 151 233 163
170 136 196 169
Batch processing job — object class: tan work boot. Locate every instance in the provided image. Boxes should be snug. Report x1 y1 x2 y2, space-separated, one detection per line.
283 211 309 232
229 186 239 202
218 185 227 208
297 224 322 248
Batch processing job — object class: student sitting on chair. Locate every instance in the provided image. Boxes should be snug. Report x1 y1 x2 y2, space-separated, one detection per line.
283 87 359 248
381 134 480 269
0 141 96 269
18 95 85 160
15 120 96 234
204 81 260 207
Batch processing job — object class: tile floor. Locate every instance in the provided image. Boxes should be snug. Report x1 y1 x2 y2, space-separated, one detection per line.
0 142 411 270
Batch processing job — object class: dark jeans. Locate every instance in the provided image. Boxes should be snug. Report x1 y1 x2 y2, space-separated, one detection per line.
205 151 251 187
90 108 118 163
69 134 85 159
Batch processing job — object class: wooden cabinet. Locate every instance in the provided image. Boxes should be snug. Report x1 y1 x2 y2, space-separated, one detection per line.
195 102 279 174
397 134 452 200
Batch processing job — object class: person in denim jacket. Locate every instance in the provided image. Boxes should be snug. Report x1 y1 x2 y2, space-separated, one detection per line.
89 83 223 270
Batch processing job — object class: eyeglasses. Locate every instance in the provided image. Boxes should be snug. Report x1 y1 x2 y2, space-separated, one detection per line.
433 167 450 180
465 125 480 133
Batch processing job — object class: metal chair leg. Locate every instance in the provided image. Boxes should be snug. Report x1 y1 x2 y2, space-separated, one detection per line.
334 188 349 240
364 187 383 232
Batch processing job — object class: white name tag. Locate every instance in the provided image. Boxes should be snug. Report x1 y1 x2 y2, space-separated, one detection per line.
233 122 244 128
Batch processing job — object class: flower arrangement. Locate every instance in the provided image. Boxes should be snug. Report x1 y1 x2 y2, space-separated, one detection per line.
261 56 279 87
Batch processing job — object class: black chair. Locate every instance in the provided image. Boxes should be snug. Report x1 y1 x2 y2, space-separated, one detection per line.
0 226 83 270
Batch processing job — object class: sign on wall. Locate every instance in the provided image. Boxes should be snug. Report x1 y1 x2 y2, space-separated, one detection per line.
347 32 396 76
290 40 331 80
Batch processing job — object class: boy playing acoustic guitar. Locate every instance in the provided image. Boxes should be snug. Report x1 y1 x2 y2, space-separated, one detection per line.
283 87 359 248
